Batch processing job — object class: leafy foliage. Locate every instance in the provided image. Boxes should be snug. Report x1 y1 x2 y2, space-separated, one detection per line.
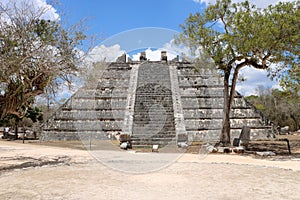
178 0 299 144
0 1 88 119
280 66 300 94
26 107 43 123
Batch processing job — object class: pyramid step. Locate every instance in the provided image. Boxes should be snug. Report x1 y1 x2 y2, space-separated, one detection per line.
132 134 176 138
131 138 175 146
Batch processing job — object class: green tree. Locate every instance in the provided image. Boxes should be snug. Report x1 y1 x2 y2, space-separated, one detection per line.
246 87 300 131
26 107 43 123
178 0 300 145
0 1 88 139
280 66 300 94
0 3 87 122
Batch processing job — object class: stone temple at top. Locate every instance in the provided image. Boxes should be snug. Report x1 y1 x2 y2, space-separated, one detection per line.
41 51 272 147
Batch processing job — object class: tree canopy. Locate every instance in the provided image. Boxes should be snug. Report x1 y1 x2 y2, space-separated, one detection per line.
0 1 87 119
178 0 299 144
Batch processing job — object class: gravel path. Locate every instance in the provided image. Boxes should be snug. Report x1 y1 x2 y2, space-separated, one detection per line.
1 140 300 200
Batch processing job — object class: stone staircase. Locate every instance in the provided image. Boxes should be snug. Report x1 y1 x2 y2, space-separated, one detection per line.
131 63 177 147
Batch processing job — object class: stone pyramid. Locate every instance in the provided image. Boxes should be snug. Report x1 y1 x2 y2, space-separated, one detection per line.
42 52 272 147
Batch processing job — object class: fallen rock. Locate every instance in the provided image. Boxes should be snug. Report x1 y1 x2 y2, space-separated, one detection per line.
206 145 217 153
232 146 245 153
152 144 159 152
217 147 231 153
256 151 276 156
178 142 188 148
120 142 128 150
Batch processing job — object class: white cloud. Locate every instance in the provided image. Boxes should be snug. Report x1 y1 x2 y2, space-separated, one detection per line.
163 39 198 59
131 39 197 61
193 0 294 8
131 48 177 61
87 39 197 63
33 0 59 20
236 67 281 96
56 81 81 101
85 44 125 63
0 0 59 21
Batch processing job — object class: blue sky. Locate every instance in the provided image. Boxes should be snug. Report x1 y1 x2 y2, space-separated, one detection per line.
1 0 289 97
57 0 204 40
54 0 282 96
55 0 289 40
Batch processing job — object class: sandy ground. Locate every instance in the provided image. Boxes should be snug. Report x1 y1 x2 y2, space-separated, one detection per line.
1 140 300 200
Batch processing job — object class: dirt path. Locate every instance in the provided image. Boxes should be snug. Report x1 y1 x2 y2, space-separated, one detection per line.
1 140 300 200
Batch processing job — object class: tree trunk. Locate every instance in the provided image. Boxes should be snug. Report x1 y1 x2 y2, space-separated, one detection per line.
219 63 245 146
14 118 20 140
220 71 231 146
290 114 299 131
